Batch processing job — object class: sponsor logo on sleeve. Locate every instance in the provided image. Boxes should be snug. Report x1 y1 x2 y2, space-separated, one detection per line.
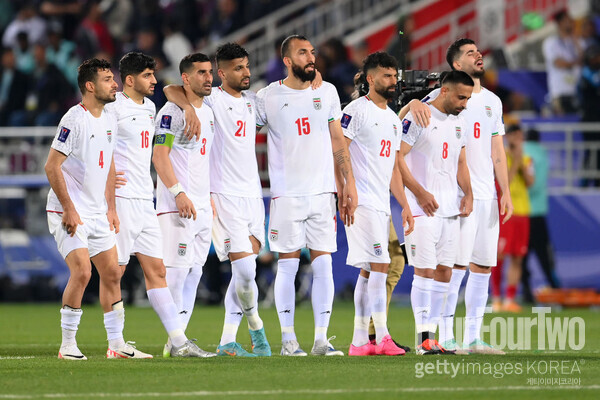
160 115 172 129
402 119 411 134
58 127 70 142
340 113 352 129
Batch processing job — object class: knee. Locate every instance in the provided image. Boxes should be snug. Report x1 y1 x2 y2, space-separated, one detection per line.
101 266 122 286
71 268 92 288
311 254 333 278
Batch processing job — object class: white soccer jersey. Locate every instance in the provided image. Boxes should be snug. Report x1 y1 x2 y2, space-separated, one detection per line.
155 101 214 214
342 95 401 214
402 103 467 217
47 103 117 217
205 87 262 198
104 92 156 200
255 80 342 197
423 87 504 200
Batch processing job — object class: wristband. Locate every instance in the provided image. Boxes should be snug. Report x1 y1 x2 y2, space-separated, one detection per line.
168 182 184 197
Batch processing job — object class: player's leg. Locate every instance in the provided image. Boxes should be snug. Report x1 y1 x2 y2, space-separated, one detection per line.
217 278 252 356
350 268 374 355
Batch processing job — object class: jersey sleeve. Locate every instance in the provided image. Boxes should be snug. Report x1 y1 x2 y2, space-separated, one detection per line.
51 112 80 156
155 103 184 147
255 87 268 127
328 84 343 122
400 112 423 147
492 96 505 137
203 90 217 108
340 100 364 140
421 88 440 103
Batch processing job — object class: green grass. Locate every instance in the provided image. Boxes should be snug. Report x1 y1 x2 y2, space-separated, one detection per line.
0 302 598 399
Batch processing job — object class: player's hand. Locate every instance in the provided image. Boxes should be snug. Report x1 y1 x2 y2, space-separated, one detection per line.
407 99 431 127
338 181 358 226
500 193 513 224
107 208 120 234
184 107 201 142
402 208 415 235
62 208 83 237
175 192 197 220
416 190 438 216
210 196 217 218
311 69 323 90
459 194 473 217
115 171 127 189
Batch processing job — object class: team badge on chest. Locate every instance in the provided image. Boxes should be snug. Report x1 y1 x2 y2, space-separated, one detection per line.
373 243 382 256
455 126 461 139
246 102 252 113
107 130 112 143
178 243 187 256
485 106 492 117
270 229 279 241
393 124 398 136
224 238 231 253
313 98 321 110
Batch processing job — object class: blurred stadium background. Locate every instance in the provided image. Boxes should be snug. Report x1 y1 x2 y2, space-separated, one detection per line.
0 0 599 306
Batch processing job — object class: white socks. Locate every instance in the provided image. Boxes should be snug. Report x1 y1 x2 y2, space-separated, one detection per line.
464 271 491 345
147 287 187 348
180 265 203 330
429 280 450 336
221 278 243 345
274 258 299 342
232 254 263 331
311 254 334 343
352 275 370 347
439 268 466 344
60 306 82 347
411 275 432 335
368 271 389 344
103 301 125 349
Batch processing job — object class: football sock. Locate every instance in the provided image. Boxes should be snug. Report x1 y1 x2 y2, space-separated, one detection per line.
352 274 370 347
104 301 125 349
311 254 334 343
274 258 299 341
411 275 432 343
368 271 389 344
221 278 243 346
60 306 82 347
464 271 491 345
439 268 466 344
232 254 263 331
180 265 203 331
429 280 450 338
147 287 187 348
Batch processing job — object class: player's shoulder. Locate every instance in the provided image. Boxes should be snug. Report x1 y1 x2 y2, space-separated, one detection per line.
257 80 283 97
157 101 184 117
422 87 441 103
59 104 87 128
343 96 367 112
242 89 256 102
143 96 156 113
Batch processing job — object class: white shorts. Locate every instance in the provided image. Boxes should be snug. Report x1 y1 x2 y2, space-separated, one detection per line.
47 212 116 259
268 193 337 253
158 208 212 269
115 197 163 265
405 215 459 269
345 206 391 269
211 193 265 262
456 198 500 267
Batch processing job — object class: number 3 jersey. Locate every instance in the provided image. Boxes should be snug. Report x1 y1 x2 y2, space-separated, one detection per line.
255 80 342 198
104 92 156 201
402 103 467 217
423 87 504 200
46 103 118 217
154 101 215 214
204 87 262 198
341 95 401 214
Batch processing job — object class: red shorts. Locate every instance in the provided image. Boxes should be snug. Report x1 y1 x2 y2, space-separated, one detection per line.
498 215 530 257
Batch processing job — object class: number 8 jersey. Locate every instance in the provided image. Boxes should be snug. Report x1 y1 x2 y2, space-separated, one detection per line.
255 80 342 198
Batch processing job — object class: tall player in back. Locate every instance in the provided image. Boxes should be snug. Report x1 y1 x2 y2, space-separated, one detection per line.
256 35 358 356
401 38 513 354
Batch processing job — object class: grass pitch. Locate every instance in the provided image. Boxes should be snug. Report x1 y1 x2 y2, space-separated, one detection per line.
0 302 598 399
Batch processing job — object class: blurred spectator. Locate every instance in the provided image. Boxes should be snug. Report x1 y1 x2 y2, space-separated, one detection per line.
209 0 244 43
14 32 35 74
0 48 29 126
0 0 15 33
2 2 46 48
581 16 600 49
350 40 369 70
132 26 164 61
45 22 80 91
386 14 414 71
75 0 115 60
319 37 356 104
522 129 560 303
98 0 134 45
162 16 193 84
579 44 600 187
30 44 74 126
265 36 286 83
542 10 584 114
39 0 84 41
492 124 535 313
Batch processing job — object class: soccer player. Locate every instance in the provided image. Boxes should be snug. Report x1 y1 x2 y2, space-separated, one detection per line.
163 43 271 357
107 52 213 357
341 52 414 356
398 70 474 355
45 58 141 360
152 53 217 358
255 35 358 356
400 38 513 354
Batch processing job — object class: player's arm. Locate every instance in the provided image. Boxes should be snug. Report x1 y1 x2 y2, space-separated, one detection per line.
398 99 431 127
163 85 201 141
390 151 414 235
330 120 357 226
311 69 323 90
457 146 473 217
152 133 197 220
105 156 120 233
491 135 513 223
44 148 82 237
397 141 439 216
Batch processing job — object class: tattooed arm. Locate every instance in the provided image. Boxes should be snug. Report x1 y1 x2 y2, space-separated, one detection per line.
330 121 357 226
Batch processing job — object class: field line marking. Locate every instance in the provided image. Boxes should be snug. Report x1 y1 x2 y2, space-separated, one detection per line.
0 356 35 360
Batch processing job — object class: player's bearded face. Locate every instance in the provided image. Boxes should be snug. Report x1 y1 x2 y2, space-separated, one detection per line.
291 59 316 82
373 67 398 100
94 69 117 104
458 45 485 79
224 57 251 91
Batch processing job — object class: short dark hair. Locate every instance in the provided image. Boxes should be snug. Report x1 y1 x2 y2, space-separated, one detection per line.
179 53 210 74
281 35 310 58
446 38 476 69
441 70 474 87
216 42 249 67
77 58 112 94
362 51 398 75
119 52 156 82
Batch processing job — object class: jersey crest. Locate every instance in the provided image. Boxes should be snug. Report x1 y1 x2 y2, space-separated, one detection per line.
246 102 252 113
178 243 187 256
455 126 461 139
270 229 279 241
313 98 321 110
393 124 398 136
485 106 492 117
373 243 382 256
107 130 112 143
224 238 231 253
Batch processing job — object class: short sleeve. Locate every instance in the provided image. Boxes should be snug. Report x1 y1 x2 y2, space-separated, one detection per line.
328 85 343 122
400 112 423 146
421 88 440 103
255 88 267 127
155 103 185 146
340 100 364 140
51 114 80 156
492 96 505 137
203 90 217 108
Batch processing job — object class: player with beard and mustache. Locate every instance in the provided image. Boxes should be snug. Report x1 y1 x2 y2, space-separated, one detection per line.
255 35 358 356
340 52 414 356
399 38 512 354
